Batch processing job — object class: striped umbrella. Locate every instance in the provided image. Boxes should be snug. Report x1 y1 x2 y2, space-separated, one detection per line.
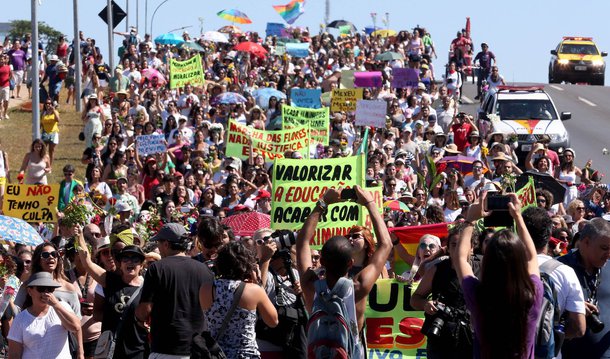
383 200 410 212
217 9 252 24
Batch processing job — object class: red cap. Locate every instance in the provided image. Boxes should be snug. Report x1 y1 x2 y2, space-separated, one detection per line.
174 171 183 178
253 190 271 201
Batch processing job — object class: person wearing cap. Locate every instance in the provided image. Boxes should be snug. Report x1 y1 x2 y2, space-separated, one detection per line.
555 148 581 207
75 228 149 358
40 54 63 105
136 223 214 357
253 189 272 214
463 130 483 161
109 65 130 93
448 112 478 152
7 272 80 359
419 106 442 134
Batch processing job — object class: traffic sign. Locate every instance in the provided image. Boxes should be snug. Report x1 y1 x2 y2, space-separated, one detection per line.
98 1 126 29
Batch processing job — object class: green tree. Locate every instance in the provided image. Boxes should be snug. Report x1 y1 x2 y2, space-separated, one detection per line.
8 20 63 55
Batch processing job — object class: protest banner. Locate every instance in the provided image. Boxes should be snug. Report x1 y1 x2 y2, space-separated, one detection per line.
516 176 536 209
272 155 386 247
354 71 383 88
290 88 321 108
391 68 420 89
340 70 355 89
136 134 167 156
355 100 388 128
169 54 205 89
226 120 309 162
285 42 310 58
281 105 329 145
331 88 363 112
390 223 449 276
365 279 427 358
266 22 286 37
3 184 60 222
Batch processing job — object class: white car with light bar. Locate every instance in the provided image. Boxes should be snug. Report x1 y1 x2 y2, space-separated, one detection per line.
477 85 571 161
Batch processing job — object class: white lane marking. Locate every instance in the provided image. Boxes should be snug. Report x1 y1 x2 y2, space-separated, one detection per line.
461 96 473 104
549 85 564 91
578 96 597 107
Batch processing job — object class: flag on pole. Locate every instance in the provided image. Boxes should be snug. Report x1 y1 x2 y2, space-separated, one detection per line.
273 0 305 25
357 127 369 155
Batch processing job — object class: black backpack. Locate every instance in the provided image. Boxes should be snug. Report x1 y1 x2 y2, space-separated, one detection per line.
534 258 564 359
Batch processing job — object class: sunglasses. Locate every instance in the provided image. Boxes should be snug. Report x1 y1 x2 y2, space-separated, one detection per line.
41 251 58 259
120 256 142 263
419 243 438 250
34 286 55 293
473 166 483 170
576 207 585 211
537 198 547 204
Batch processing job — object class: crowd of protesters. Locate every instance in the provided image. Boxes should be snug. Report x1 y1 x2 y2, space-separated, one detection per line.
0 18 606 359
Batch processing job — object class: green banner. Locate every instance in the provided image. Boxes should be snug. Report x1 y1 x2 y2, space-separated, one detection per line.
281 105 330 146
516 176 536 209
169 54 205 89
271 155 383 248
226 120 309 162
365 279 428 358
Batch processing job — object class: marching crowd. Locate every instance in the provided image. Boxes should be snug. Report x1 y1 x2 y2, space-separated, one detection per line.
0 16 606 359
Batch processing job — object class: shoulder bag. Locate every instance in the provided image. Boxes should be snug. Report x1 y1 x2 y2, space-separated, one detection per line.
94 284 142 359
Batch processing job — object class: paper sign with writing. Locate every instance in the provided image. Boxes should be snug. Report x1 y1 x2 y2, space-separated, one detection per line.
226 120 309 162
169 54 205 89
391 68 420 89
331 88 363 112
136 134 167 156
355 100 388 128
282 105 329 145
290 88 322 109
3 184 60 222
354 71 383 88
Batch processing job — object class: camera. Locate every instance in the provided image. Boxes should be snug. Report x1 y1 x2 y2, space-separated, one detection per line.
587 299 605 333
422 302 459 337
257 230 297 249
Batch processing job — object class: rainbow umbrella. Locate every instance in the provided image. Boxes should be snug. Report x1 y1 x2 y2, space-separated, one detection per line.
383 200 410 212
218 25 242 34
217 9 252 25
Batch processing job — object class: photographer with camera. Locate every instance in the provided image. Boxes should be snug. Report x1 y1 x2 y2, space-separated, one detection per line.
557 218 610 358
411 223 481 359
255 228 307 359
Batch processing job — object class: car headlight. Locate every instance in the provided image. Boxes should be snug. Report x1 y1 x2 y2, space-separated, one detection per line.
549 133 568 142
558 59 569 65
593 60 604 66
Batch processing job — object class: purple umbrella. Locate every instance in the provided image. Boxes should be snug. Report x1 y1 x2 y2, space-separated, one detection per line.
438 155 483 174
211 92 247 105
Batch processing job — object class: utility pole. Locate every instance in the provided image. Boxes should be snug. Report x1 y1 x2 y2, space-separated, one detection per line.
324 0 329 26
107 0 114 70
73 0 82 112
31 0 40 140
125 0 129 32
136 0 139 35
145 0 148 35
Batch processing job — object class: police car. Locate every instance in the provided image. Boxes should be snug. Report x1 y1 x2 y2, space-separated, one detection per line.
549 36 607 85
477 86 571 160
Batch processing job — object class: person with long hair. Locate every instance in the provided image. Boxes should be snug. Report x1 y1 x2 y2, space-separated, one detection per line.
102 150 128 192
81 94 104 148
7 272 80 359
200 241 278 359
555 148 581 207
454 193 542 359
18 139 51 185
397 234 442 283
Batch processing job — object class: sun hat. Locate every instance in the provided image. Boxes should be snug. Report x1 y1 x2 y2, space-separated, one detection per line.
115 201 131 213
28 272 61 288
444 143 461 154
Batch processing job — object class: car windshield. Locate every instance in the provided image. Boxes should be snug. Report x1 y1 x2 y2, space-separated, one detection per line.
496 100 558 120
560 44 599 55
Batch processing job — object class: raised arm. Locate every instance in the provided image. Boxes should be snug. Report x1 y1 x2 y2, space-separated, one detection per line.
74 227 108 287
509 193 539 277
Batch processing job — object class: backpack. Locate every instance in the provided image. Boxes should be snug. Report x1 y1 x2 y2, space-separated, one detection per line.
534 258 564 359
306 277 357 359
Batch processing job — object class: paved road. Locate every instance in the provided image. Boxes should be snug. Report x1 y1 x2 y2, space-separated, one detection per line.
458 82 610 176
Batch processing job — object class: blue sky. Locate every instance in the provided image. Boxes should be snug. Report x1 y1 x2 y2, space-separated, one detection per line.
5 0 609 83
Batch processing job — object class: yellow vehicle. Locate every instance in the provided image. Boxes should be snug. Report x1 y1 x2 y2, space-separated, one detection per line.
548 37 607 85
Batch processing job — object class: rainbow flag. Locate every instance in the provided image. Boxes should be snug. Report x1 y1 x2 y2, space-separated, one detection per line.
273 0 305 25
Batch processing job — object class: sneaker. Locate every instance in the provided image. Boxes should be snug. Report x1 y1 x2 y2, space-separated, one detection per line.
4 114 9 120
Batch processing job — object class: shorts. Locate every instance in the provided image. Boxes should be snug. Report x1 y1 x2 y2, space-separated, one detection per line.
12 70 24 86
65 75 75 88
83 339 98 357
42 131 59 144
0 87 9 102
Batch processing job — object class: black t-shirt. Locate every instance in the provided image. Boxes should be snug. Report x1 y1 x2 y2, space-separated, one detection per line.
140 255 214 355
82 147 101 180
95 63 110 81
102 271 148 359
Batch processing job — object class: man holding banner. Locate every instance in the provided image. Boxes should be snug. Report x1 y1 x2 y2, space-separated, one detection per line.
296 185 392 359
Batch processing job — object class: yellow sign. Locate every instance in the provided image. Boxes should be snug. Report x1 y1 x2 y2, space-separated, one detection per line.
3 184 60 222
169 54 205 89
331 88 363 112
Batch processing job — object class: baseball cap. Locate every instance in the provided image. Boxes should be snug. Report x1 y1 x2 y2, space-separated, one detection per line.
253 190 271 201
115 201 131 213
150 223 189 243
115 245 145 262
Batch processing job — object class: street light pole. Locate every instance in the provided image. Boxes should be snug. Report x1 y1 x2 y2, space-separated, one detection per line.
73 0 82 112
144 0 148 35
31 0 40 140
125 0 129 32
150 0 169 38
107 0 115 70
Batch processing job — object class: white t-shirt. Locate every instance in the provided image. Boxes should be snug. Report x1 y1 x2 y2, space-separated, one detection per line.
8 302 73 359
537 254 586 315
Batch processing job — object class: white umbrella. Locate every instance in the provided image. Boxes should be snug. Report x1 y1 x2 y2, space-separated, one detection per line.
202 31 229 43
